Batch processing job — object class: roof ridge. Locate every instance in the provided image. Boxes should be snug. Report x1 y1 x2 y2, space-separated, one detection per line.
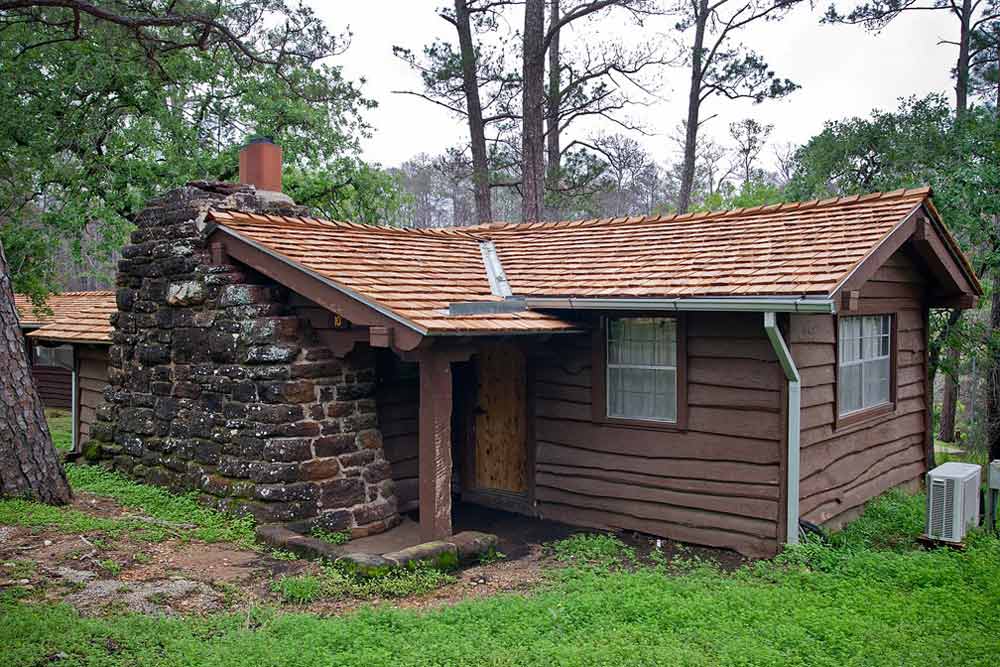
210 186 932 237
450 186 933 232
209 208 485 240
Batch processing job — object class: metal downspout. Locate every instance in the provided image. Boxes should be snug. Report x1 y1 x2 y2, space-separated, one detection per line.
70 347 79 455
763 312 800 545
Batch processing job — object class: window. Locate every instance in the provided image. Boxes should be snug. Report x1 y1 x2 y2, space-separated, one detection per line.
34 344 73 370
606 317 677 422
838 315 892 416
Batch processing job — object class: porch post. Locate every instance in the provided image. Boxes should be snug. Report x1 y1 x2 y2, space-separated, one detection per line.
418 348 454 542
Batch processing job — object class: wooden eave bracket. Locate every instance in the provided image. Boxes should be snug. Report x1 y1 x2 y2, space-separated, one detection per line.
842 290 860 312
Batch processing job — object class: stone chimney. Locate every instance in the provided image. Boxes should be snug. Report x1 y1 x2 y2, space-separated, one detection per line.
238 137 294 206
85 170 399 538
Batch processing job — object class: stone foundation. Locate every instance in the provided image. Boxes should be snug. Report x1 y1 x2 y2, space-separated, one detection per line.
89 182 399 537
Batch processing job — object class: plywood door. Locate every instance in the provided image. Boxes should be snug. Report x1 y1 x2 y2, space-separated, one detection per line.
474 342 528 493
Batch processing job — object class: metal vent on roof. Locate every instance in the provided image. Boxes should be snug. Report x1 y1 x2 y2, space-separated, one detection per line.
479 240 512 297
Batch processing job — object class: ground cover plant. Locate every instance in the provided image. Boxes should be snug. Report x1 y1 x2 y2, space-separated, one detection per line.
3 414 999 666
2 487 998 666
44 409 72 452
272 562 455 605
0 463 257 547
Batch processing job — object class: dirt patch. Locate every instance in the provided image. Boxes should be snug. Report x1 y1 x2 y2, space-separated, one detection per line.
66 577 223 615
2 492 747 618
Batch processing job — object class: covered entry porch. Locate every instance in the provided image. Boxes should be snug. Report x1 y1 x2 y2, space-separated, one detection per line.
380 337 546 543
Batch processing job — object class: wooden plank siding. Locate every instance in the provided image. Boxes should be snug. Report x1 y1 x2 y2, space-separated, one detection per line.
32 365 72 408
531 311 785 558
790 249 928 528
376 370 421 512
76 346 110 447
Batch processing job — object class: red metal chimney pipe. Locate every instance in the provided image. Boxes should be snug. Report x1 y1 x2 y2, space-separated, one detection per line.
239 136 282 192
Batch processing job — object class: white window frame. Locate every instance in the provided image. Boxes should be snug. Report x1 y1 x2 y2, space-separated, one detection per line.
606 317 678 423
838 314 893 417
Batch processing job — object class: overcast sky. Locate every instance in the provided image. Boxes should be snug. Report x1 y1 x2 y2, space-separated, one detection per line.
312 2 957 170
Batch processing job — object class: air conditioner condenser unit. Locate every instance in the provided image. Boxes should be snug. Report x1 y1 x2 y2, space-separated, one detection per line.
926 462 981 543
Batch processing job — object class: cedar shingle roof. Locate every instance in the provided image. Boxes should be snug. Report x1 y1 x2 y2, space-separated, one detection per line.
17 291 116 344
208 187 970 334
210 211 577 333
468 188 942 298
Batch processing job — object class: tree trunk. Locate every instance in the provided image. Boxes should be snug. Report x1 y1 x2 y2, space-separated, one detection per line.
521 0 546 222
676 0 708 215
454 0 493 224
938 348 960 442
0 243 72 504
987 267 1000 461
544 0 561 220
956 0 972 114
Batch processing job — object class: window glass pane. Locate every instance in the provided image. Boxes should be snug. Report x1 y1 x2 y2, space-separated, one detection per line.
34 344 73 370
607 317 677 422
839 315 892 416
863 357 891 406
839 363 862 414
839 317 861 363
608 367 676 421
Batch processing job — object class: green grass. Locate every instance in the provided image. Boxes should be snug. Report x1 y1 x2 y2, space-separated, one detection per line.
2 490 998 666
0 464 256 547
272 575 326 605
272 562 455 604
547 533 637 569
310 527 351 546
45 408 72 452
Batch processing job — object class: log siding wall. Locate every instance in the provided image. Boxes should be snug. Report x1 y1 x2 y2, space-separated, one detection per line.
532 311 785 558
376 365 420 512
77 346 110 447
791 250 928 529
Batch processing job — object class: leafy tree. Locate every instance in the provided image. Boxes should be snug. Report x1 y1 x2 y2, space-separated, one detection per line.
823 1 1000 434
286 161 408 226
0 1 377 504
969 18 1000 107
698 178 785 211
789 95 1000 459
1 3 374 303
672 0 801 214
729 118 774 185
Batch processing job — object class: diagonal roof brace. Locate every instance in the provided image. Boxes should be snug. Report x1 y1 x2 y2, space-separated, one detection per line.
479 240 513 297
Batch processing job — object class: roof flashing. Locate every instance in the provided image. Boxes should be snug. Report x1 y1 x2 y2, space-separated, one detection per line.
448 299 528 316
479 240 513 297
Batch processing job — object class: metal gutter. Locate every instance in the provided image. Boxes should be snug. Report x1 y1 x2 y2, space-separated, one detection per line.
208 224 429 336
522 296 836 313
479 241 513 297
763 312 800 546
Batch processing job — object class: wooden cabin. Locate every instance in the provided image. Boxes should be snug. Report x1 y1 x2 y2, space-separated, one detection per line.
17 291 115 451
192 186 979 557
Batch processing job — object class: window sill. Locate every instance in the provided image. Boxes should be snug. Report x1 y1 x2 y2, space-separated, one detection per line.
835 403 895 431
593 415 687 432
